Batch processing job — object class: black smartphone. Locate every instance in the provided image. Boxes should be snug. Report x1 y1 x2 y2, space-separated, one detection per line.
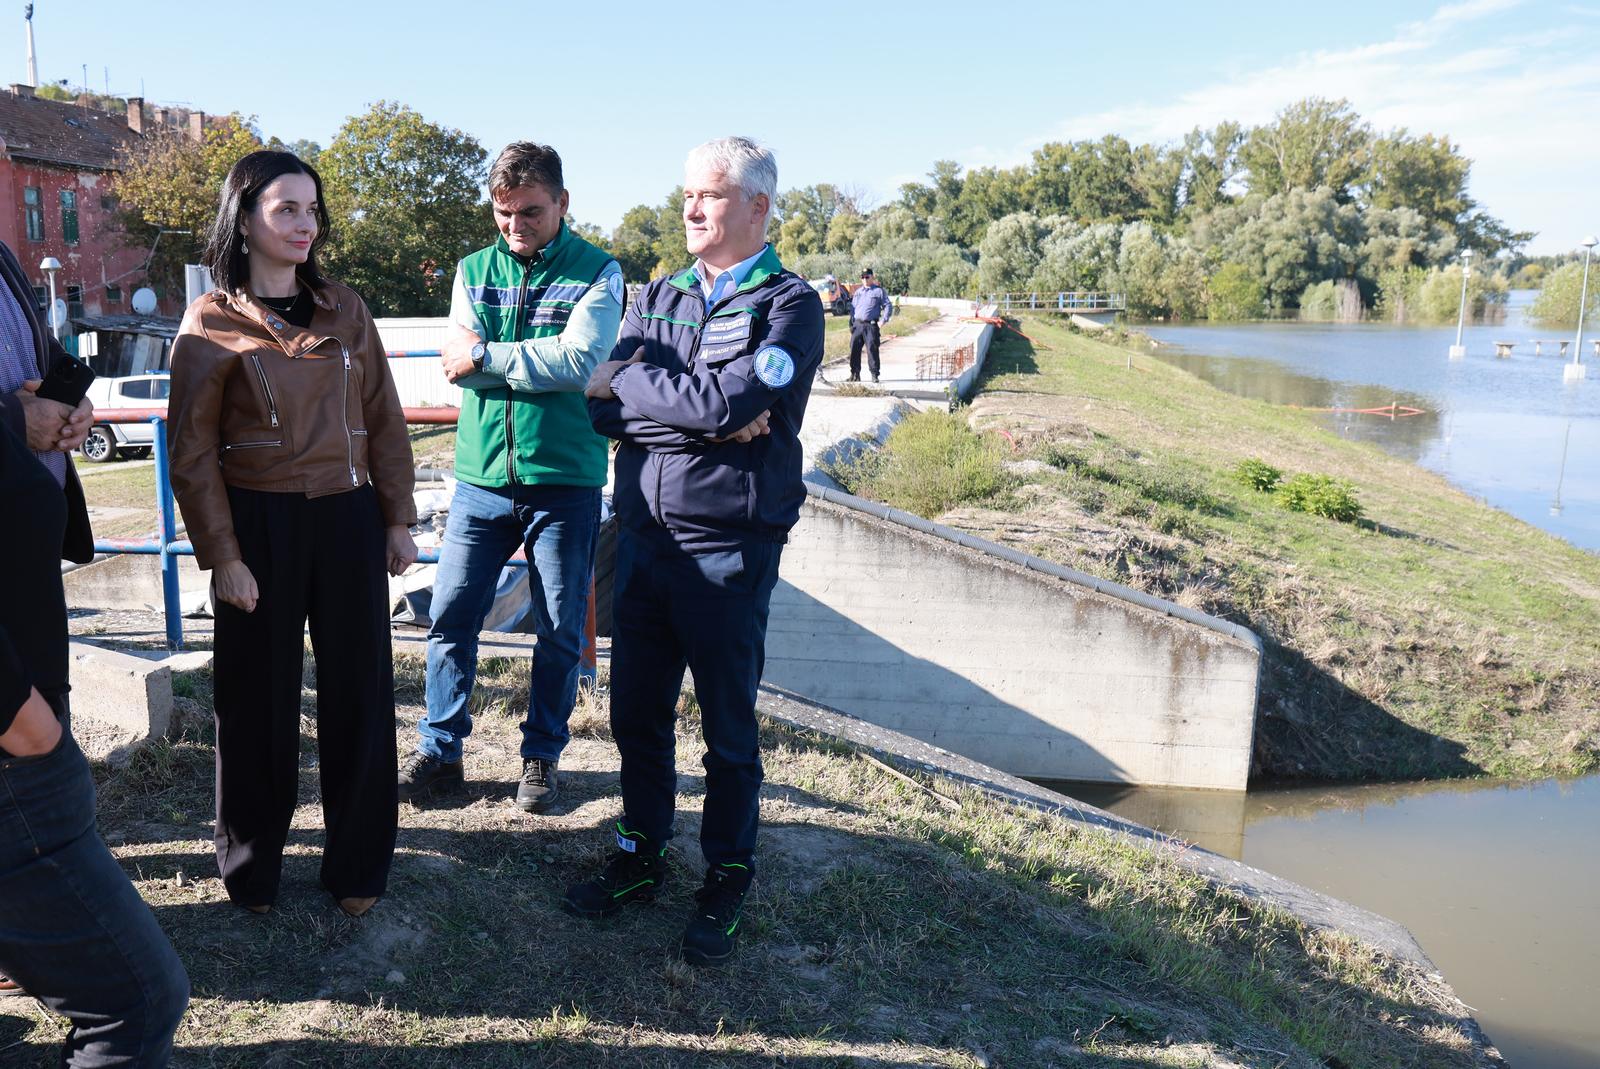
34 355 96 407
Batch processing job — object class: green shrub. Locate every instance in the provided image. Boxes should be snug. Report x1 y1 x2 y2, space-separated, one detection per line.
860 411 1012 518
1206 263 1264 321
1276 473 1363 523
1233 458 1282 493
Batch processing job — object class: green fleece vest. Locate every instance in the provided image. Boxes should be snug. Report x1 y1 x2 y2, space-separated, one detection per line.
453 223 615 488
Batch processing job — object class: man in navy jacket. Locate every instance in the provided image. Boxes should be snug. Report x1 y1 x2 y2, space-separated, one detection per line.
568 137 823 966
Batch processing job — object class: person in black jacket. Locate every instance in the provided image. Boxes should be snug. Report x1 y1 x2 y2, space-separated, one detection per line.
0 239 95 565
0 240 189 1065
566 137 823 967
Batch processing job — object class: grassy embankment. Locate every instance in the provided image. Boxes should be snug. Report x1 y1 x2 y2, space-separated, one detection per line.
829 314 1600 781
2 655 1498 1067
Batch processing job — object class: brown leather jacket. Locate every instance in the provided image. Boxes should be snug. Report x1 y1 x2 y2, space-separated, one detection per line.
168 279 417 570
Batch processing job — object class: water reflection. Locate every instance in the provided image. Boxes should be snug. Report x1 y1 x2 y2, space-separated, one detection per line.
1039 774 1600 1069
1138 291 1600 550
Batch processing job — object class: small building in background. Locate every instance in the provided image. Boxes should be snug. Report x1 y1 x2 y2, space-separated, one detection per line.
0 84 195 319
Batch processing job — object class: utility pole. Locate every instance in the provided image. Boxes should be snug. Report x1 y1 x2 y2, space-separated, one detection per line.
24 3 37 87
1565 237 1597 383
1449 248 1472 359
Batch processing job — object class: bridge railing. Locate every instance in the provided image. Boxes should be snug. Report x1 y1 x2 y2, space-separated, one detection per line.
983 291 1127 313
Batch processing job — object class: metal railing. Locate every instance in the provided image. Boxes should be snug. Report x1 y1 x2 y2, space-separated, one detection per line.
87 403 595 672
983 291 1127 313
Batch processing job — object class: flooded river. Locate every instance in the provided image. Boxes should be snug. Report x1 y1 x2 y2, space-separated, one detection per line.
1059 296 1600 1067
1138 290 1600 551
1040 776 1600 1069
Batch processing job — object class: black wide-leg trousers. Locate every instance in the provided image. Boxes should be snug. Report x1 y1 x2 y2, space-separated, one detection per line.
212 484 398 908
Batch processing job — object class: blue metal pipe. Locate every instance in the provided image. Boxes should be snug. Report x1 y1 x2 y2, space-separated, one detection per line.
152 418 182 649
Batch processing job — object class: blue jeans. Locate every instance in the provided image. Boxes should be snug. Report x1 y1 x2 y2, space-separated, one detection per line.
0 725 189 1067
420 480 600 764
609 527 782 869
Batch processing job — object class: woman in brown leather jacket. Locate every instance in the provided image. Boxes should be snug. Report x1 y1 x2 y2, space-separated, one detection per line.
168 150 417 919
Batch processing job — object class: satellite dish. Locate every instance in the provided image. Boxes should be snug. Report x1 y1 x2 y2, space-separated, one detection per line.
131 287 158 315
48 298 66 329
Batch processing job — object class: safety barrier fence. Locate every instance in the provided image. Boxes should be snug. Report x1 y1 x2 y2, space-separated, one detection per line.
983 291 1127 313
87 405 598 674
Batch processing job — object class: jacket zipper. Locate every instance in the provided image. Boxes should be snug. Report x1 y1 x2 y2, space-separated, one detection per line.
340 342 357 486
249 354 279 428
221 439 283 452
505 255 536 486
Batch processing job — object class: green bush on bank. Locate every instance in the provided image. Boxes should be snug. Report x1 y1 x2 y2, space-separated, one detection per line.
1276 473 1364 523
839 410 1013 517
1233 457 1282 492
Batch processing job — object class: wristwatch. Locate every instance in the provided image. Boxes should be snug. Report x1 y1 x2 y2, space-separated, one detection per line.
470 341 487 371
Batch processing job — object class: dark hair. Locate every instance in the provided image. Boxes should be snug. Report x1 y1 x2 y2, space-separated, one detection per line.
489 141 563 199
203 150 331 294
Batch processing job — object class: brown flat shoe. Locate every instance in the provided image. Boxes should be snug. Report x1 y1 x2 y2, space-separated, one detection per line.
245 904 272 915
0 971 26 997
339 896 377 918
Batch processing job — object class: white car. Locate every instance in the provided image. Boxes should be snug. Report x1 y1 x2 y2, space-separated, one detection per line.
80 372 170 463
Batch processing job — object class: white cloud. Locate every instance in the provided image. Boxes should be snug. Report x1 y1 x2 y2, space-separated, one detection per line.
994 0 1598 253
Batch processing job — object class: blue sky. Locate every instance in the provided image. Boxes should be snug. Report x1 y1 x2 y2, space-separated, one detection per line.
20 0 1599 254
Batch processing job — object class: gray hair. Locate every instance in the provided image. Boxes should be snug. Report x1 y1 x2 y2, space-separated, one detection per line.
685 136 777 226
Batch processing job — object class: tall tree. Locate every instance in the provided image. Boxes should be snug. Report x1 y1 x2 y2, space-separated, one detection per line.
112 113 264 298
318 101 488 316
1178 122 1243 218
1240 97 1371 201
1067 136 1143 223
1363 131 1470 226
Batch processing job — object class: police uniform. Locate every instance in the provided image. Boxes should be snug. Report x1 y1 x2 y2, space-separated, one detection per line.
586 244 823 873
847 273 893 382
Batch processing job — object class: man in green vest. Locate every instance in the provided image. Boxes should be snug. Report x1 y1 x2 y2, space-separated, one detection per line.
399 142 624 812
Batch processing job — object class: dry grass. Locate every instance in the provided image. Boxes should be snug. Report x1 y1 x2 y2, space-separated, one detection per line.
0 652 1500 1067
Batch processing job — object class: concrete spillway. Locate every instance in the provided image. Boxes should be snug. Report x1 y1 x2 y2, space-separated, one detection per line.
764 486 1261 790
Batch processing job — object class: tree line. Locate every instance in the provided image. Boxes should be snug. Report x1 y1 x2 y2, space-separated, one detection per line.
114 97 1553 323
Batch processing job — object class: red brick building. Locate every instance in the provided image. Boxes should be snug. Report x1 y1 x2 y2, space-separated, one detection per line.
0 84 188 319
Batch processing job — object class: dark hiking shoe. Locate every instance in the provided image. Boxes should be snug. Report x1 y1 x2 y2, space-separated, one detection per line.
515 758 560 812
564 826 667 917
681 864 752 966
397 751 463 802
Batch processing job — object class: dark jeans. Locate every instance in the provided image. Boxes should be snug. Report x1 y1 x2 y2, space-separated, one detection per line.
848 320 881 379
420 481 600 764
0 723 189 1067
609 527 782 869
213 484 397 907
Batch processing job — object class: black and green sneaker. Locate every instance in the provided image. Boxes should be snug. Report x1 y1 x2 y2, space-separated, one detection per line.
680 863 752 966
563 823 667 917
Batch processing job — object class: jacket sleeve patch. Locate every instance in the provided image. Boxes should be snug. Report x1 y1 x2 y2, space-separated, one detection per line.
753 345 795 389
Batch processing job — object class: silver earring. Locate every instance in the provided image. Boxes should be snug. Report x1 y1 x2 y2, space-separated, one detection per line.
241 238 249 255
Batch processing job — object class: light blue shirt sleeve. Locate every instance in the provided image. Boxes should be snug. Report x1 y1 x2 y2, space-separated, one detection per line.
453 262 626 394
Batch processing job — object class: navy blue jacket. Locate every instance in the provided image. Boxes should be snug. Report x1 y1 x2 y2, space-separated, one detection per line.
589 246 824 550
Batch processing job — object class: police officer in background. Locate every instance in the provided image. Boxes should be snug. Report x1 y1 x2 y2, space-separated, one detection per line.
846 267 893 383
570 136 824 966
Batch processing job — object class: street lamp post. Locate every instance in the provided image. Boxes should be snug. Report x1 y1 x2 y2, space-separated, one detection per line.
1565 236 1598 383
38 256 61 341
1449 248 1473 359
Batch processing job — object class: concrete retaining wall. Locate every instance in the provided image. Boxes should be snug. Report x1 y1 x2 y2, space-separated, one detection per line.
764 488 1261 789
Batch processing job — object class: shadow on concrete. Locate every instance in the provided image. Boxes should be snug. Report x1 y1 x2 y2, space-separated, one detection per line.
763 579 1128 784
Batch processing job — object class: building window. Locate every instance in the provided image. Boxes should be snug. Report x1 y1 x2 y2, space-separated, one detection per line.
31 285 46 310
101 194 117 212
66 284 83 319
23 187 43 241
106 283 122 304
60 190 79 245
